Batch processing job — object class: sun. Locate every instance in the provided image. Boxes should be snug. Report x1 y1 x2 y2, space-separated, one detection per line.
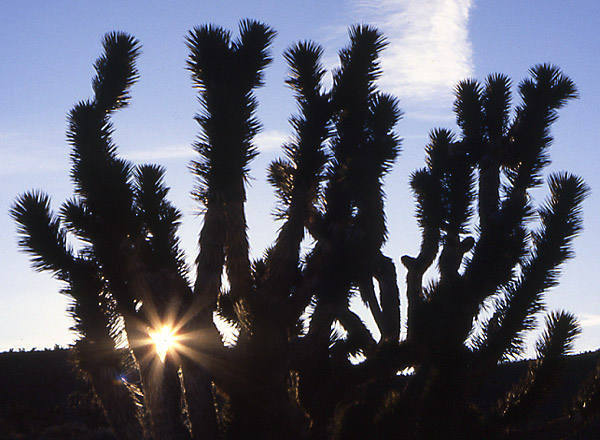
149 325 178 362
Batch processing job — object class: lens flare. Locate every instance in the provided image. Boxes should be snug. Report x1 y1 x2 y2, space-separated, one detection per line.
149 325 177 362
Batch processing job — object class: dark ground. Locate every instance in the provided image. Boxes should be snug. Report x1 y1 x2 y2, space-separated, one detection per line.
0 348 110 439
0 348 598 439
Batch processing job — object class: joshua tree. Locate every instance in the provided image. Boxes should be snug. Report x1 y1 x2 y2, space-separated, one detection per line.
11 20 599 439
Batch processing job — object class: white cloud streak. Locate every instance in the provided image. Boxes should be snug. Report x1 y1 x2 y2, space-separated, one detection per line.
580 314 600 328
122 129 288 163
0 147 66 176
254 130 288 153
2 128 288 174
354 0 474 114
123 145 194 161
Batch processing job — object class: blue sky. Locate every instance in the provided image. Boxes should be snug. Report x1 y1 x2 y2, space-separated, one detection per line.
1 0 598 355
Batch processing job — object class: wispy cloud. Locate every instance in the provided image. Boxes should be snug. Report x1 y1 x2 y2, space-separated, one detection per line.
353 0 474 118
0 131 69 175
1 132 289 174
580 314 600 327
122 129 288 162
254 130 287 153
123 145 194 162
0 147 66 176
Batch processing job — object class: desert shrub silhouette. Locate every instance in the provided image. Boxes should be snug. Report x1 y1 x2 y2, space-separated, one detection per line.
11 20 599 440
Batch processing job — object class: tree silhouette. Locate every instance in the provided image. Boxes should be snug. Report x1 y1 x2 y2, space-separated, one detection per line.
11 21 600 439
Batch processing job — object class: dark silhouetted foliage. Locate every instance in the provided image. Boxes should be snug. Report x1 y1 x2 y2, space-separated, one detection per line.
0 348 111 439
11 21 599 440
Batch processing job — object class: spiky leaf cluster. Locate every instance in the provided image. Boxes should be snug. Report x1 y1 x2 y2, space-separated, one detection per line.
11 22 597 440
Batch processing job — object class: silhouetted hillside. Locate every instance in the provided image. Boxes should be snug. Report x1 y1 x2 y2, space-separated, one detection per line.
0 348 598 438
0 348 110 439
478 350 600 439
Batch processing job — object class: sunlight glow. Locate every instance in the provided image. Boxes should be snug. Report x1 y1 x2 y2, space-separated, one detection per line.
149 325 178 362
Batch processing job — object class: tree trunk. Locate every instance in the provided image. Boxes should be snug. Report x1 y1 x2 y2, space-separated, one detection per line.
87 364 147 440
